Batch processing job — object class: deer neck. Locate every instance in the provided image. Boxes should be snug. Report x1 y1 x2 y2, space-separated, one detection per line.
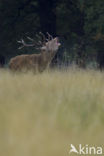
42 50 57 66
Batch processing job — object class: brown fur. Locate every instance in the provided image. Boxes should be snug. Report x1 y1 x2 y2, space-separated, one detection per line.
9 37 61 72
9 50 57 72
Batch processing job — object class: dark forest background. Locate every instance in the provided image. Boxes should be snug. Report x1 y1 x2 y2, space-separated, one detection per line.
0 0 104 69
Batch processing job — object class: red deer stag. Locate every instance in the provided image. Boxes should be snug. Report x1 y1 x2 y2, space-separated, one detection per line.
9 32 61 72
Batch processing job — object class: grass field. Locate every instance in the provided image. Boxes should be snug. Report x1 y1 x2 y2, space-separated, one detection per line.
0 68 104 156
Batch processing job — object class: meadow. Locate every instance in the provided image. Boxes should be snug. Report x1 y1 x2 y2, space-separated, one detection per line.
0 68 104 156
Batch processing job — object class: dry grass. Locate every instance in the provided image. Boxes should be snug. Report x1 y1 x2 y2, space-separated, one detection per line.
0 68 104 156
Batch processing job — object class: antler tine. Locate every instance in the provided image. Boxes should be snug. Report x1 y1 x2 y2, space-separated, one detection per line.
27 36 34 41
39 32 47 44
17 40 22 43
17 39 26 49
17 38 36 49
35 33 44 46
39 32 45 38
17 39 24 44
36 33 41 39
34 33 45 46
46 32 53 40
27 36 42 46
18 45 25 49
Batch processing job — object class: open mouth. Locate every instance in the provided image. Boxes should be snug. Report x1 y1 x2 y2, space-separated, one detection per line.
56 37 61 46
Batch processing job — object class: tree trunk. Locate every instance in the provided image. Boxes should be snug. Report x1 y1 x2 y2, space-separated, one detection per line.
76 37 86 68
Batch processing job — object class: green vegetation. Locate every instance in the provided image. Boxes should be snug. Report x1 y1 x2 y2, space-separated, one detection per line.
0 0 104 68
0 69 104 156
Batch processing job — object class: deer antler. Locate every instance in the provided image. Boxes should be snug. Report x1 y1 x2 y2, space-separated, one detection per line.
39 32 47 45
27 36 43 47
17 32 54 50
27 36 34 41
46 32 53 41
17 39 36 49
18 35 43 49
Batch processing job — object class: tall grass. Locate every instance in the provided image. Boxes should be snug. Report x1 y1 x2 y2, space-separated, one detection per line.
0 68 104 156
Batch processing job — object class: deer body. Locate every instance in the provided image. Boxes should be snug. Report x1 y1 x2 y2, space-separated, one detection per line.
9 50 57 72
9 34 60 72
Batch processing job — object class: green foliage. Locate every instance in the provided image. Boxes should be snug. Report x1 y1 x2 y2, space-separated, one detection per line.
0 0 104 67
84 0 104 37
